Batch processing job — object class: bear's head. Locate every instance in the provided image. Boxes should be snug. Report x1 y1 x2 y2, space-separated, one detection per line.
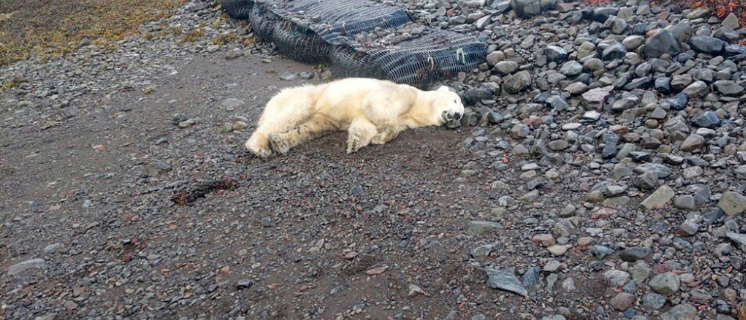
431 86 464 128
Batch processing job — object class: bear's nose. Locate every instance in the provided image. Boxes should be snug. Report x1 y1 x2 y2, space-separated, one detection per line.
453 112 462 121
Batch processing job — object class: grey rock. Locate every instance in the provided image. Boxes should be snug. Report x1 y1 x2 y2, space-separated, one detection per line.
639 185 674 210
690 36 725 54
681 134 706 152
655 77 672 93
7 258 46 276
221 98 246 110
714 80 745 96
546 95 569 111
634 171 659 190
544 46 568 63
670 22 693 43
484 267 528 296
565 82 589 95
620 247 651 262
665 93 688 110
559 61 583 76
464 88 493 103
682 81 708 98
649 272 680 294
471 244 494 259
722 12 740 29
510 0 557 18
642 292 666 310
279 72 298 81
601 42 627 60
522 266 541 287
604 270 630 287
623 35 645 50
494 61 519 75
236 279 254 290
486 51 505 66
677 220 699 236
591 245 615 259
726 232 746 251
673 195 697 211
718 191 746 216
671 74 693 91
610 292 636 311
692 111 721 128
468 221 503 236
635 163 672 178
660 304 697 320
644 30 681 59
592 7 619 22
503 71 532 94
43 243 62 254
605 17 628 35
601 132 619 159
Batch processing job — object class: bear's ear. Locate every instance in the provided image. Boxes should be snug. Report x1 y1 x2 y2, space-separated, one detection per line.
437 86 450 92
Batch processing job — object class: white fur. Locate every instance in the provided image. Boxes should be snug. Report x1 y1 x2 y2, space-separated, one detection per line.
245 77 464 157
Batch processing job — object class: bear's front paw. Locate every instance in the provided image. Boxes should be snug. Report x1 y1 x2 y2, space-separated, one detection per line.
267 134 290 155
347 133 361 154
245 139 272 158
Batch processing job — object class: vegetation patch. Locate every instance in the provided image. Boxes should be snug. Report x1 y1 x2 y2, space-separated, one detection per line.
0 0 186 66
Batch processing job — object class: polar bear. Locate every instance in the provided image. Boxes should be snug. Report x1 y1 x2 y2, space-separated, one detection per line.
245 77 464 158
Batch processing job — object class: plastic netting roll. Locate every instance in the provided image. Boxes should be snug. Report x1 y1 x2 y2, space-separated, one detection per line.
221 0 254 20
221 0 487 88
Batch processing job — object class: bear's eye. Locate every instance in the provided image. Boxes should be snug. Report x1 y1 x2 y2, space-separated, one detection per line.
453 100 457 103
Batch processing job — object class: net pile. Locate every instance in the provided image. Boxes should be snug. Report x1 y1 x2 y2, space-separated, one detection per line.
221 0 487 88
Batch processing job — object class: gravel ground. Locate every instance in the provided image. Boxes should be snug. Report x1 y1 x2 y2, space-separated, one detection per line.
3 0 746 319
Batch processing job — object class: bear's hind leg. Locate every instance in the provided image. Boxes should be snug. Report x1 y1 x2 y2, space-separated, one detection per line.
370 120 401 145
347 117 377 154
245 94 316 157
268 114 338 155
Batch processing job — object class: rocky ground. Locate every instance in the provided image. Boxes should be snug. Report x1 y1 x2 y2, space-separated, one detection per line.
3 0 746 319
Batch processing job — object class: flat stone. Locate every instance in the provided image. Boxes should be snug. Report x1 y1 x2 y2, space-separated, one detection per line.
660 304 697 320
484 267 528 296
714 80 745 96
7 258 46 276
468 221 503 236
723 12 740 29
726 232 746 251
582 86 612 106
639 185 675 210
681 134 706 152
718 191 746 216
689 36 725 54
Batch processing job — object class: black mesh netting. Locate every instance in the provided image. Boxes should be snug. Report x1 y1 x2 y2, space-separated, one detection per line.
221 0 487 88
